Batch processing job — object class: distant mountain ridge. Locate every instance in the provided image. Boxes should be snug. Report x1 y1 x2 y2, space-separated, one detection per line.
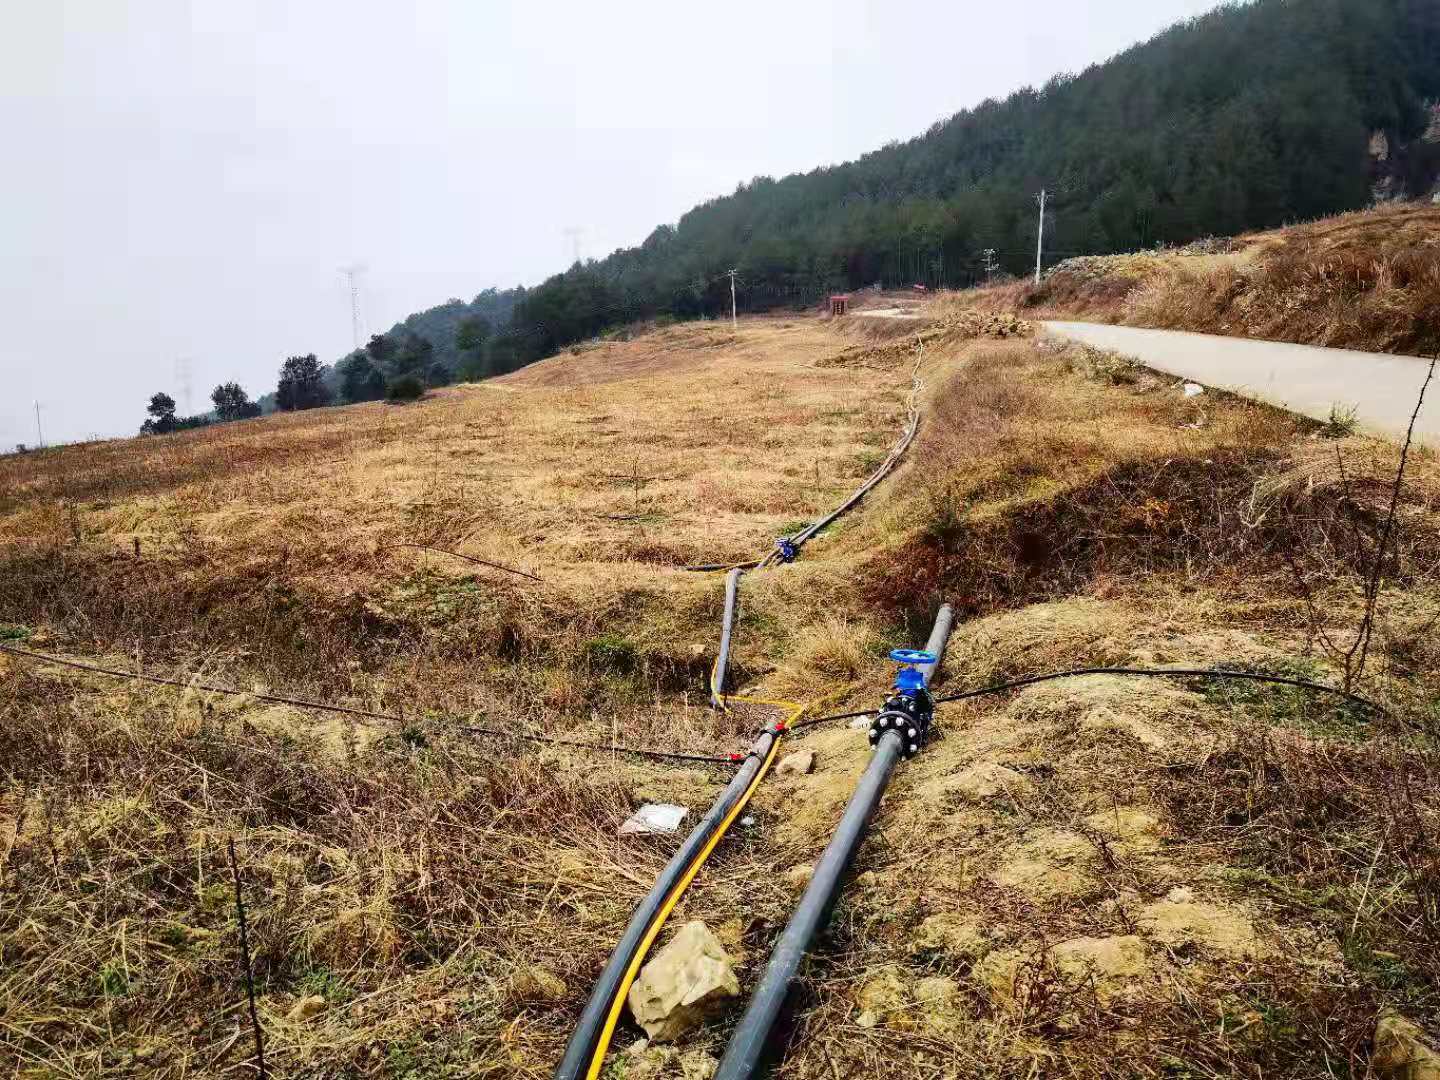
358 0 1440 381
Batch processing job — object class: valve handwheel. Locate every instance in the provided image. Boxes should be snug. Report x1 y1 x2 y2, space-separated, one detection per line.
889 648 937 666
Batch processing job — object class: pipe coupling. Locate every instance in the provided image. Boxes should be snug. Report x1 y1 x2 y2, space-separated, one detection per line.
867 688 933 758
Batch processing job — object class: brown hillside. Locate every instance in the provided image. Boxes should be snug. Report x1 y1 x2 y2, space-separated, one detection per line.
2 311 1438 1077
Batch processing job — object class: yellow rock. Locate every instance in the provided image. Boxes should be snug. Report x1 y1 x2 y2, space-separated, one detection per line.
286 995 327 1022
1081 807 1163 853
627 922 738 1043
855 969 913 1030
1373 1010 1440 1079
1048 935 1149 1003
511 966 568 1002
990 828 1097 902
912 914 990 961
1137 889 1258 958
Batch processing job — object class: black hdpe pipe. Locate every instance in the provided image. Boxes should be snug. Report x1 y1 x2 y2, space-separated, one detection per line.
554 724 779 1080
711 567 744 709
714 604 954 1080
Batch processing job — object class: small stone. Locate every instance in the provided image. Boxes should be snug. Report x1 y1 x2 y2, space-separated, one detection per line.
777 749 815 776
948 762 1036 803
287 995 327 1022
1136 893 1258 957
855 969 911 1028
1183 382 1205 397
914 976 963 1035
912 914 990 961
1048 936 1149 1003
1373 1010 1440 1079
511 966 568 1002
628 922 739 1042
785 863 813 889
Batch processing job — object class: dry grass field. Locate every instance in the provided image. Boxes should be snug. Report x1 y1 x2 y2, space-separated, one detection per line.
952 202 1440 356
2 304 1439 1077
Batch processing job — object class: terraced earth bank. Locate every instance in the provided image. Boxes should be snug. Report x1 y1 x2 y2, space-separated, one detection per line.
2 306 1438 1078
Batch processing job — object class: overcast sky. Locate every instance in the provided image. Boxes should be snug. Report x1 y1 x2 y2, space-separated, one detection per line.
0 0 1222 448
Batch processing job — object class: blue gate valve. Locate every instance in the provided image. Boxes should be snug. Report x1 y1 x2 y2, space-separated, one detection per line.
774 536 798 563
889 648 937 691
871 648 939 757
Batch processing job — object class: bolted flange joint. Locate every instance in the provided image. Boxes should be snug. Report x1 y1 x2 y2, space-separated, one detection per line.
867 686 934 758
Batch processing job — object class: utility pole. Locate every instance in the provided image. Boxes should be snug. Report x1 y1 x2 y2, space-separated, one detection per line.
174 357 193 415
34 401 44 448
1034 188 1047 285
727 269 738 331
563 227 583 266
339 263 366 350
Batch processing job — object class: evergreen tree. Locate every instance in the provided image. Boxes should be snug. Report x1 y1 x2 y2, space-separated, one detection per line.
140 392 177 435
336 353 386 403
210 381 261 422
275 354 329 411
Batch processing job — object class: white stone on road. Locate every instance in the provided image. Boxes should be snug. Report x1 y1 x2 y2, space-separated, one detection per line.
1041 321 1436 445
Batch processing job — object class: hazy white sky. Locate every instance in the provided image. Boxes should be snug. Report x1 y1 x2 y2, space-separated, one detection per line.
0 0 1221 448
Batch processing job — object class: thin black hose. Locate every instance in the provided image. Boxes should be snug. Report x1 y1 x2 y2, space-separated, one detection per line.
933 666 1385 714
1 643 735 767
789 665 1384 732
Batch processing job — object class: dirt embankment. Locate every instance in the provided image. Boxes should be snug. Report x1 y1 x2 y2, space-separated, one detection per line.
950 202 1440 356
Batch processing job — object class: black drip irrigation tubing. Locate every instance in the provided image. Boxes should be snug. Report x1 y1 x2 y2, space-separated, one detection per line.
783 666 1386 734
778 383 920 557
932 666 1386 714
0 643 735 767
683 339 926 575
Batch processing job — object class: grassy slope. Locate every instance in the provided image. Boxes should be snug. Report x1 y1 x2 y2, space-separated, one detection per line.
2 309 1438 1078
953 203 1440 356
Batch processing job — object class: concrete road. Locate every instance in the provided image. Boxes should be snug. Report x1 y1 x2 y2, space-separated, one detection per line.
1040 321 1437 446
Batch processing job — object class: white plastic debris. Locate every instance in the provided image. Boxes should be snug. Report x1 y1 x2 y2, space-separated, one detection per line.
620 803 689 836
1183 382 1206 398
